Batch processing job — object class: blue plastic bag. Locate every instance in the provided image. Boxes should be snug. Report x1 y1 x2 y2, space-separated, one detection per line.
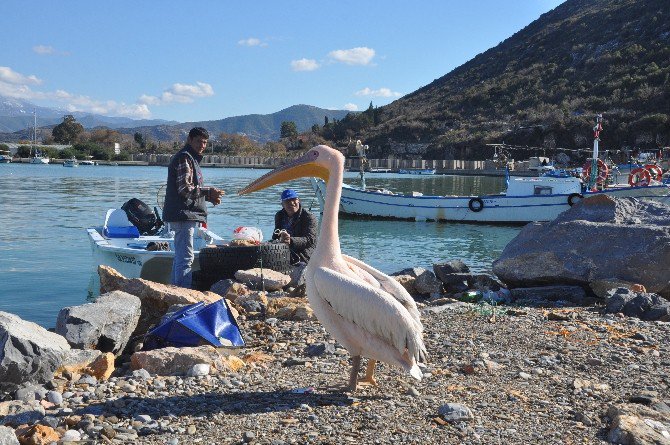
143 299 244 350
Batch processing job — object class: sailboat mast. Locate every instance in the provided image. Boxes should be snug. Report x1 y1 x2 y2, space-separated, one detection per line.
588 114 603 191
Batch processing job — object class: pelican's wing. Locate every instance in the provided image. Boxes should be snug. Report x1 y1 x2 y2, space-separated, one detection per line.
342 254 421 326
313 266 425 362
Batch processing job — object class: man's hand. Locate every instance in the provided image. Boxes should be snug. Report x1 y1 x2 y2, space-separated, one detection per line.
210 188 225 205
279 231 291 244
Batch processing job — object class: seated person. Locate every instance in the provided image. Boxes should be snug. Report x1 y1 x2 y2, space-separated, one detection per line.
272 189 317 264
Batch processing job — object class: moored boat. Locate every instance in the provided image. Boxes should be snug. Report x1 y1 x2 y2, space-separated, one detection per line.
310 116 670 223
398 169 436 175
87 207 224 284
0 149 11 163
63 157 79 167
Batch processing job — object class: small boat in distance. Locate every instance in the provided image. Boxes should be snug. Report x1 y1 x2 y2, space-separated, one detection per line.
30 150 50 164
63 157 79 167
0 149 11 163
80 160 97 166
398 169 436 175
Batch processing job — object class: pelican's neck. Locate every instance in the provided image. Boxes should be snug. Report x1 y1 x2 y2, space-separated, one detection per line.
317 157 344 257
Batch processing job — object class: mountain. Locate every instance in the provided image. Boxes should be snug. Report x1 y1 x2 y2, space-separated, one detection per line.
114 105 350 143
0 96 178 132
355 0 670 159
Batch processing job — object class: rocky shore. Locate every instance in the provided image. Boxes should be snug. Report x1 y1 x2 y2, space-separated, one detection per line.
1 195 669 445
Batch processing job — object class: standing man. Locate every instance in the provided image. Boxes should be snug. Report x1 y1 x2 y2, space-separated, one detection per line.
163 127 224 288
272 189 317 265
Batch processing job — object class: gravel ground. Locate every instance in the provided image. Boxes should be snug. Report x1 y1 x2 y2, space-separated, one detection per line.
9 302 670 444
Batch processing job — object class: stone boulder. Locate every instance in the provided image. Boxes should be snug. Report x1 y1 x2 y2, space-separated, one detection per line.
0 312 70 393
234 268 291 291
604 288 670 321
0 400 45 427
0 426 19 445
98 265 221 340
509 286 589 306
493 196 670 299
131 346 245 375
607 403 670 444
55 290 141 356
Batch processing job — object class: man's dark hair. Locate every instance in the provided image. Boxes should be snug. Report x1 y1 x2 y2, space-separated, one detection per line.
188 127 209 140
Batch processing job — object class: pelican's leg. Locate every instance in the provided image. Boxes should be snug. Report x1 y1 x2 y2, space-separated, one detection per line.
345 355 362 392
358 359 377 387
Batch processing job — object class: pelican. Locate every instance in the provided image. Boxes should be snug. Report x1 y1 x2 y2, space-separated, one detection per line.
239 145 427 392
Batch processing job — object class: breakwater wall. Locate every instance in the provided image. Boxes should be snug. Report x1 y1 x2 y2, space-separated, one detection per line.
133 154 526 175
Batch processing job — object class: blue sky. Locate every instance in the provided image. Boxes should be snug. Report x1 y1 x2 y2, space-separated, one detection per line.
0 0 564 122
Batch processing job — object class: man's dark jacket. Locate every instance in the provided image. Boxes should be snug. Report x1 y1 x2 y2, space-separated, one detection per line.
162 146 207 223
272 206 318 264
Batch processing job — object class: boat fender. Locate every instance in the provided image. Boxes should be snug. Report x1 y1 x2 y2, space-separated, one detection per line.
567 193 583 206
628 168 651 187
468 197 484 212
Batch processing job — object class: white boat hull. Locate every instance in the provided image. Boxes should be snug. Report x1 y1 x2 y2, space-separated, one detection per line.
30 157 49 164
87 226 224 284
311 178 670 223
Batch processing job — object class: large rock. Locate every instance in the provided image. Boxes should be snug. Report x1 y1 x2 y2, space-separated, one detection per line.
55 290 141 356
0 426 19 445
234 268 290 291
604 288 670 321
130 346 245 375
0 312 70 393
493 196 670 299
607 403 670 444
98 266 222 339
0 400 46 426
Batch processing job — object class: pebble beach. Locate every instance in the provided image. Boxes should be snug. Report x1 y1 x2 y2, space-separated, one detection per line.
7 300 668 445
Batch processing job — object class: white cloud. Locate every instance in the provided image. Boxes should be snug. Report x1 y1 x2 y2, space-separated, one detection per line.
0 66 151 118
355 87 401 98
138 81 215 105
32 45 70 56
328 47 375 65
238 37 267 47
343 103 359 111
291 58 320 72
0 66 42 85
33 45 55 55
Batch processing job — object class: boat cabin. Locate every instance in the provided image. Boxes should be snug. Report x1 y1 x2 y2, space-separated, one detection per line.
506 176 581 197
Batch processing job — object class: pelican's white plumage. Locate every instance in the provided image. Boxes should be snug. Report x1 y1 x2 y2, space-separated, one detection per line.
239 145 426 391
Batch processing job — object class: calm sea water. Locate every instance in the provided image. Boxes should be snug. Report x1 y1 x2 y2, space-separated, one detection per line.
0 164 520 327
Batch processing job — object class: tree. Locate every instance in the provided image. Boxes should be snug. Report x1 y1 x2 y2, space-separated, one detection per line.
52 115 84 144
134 132 146 150
280 121 298 139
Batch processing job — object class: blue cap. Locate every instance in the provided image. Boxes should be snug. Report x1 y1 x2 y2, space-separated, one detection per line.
281 189 299 201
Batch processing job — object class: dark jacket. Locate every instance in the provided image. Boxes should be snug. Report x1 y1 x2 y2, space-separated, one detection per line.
162 147 207 223
272 206 318 264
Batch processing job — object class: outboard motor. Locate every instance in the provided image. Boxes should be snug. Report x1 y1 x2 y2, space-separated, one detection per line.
121 198 163 235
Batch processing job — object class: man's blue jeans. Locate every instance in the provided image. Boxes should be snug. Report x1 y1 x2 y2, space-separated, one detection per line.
170 221 199 288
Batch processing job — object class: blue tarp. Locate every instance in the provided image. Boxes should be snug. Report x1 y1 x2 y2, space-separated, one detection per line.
144 299 244 349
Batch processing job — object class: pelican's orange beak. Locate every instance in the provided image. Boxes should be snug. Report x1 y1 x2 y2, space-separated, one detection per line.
238 150 330 196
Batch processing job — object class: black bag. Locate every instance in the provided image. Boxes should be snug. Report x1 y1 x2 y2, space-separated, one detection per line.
121 198 163 235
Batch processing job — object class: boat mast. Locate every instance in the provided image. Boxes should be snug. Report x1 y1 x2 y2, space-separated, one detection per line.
588 114 603 191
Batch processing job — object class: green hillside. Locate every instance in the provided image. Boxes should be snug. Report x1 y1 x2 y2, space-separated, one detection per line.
343 0 670 160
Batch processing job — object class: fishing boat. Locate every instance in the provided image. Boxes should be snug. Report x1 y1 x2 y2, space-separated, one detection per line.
0 149 11 163
87 207 224 284
30 151 50 164
28 111 49 164
398 169 436 175
63 157 79 167
310 116 670 224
